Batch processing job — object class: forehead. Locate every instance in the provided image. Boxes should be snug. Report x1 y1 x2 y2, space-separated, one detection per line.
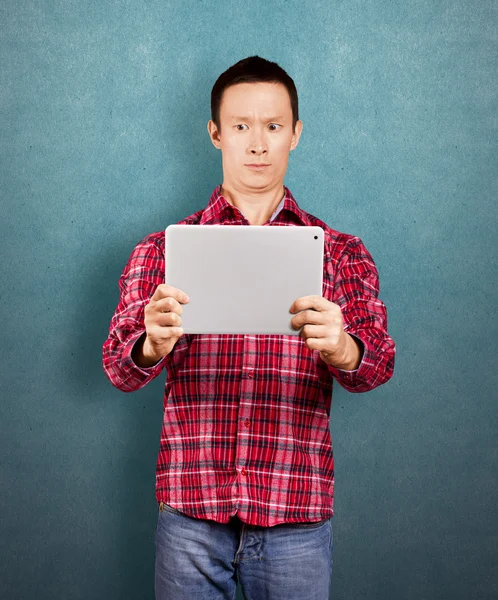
220 82 292 119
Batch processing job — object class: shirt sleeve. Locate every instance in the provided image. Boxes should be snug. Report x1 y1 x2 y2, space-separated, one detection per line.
326 236 396 393
102 233 171 393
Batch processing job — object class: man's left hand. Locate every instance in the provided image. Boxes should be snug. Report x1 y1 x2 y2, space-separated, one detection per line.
289 295 361 370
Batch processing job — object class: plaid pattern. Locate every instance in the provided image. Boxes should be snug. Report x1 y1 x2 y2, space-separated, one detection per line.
102 185 395 526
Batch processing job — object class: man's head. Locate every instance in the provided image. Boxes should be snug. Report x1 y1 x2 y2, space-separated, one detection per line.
207 56 303 193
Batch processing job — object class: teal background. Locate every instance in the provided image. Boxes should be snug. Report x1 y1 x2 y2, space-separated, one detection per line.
1 1 496 598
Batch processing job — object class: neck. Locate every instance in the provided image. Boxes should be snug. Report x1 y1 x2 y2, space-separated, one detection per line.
220 182 285 226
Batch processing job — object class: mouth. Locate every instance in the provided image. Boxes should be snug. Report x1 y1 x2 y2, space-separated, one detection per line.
245 164 271 171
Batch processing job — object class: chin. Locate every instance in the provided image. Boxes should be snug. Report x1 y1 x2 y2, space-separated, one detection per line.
244 178 271 189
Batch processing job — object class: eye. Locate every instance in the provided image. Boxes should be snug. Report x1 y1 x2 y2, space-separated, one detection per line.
268 123 281 131
235 124 248 131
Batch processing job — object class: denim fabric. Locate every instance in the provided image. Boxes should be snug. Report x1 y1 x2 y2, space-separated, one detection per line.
155 502 333 600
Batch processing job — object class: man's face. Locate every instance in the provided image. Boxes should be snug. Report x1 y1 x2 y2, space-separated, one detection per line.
207 82 302 192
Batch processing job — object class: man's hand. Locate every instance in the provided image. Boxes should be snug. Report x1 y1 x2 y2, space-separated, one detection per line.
289 295 362 370
132 284 190 367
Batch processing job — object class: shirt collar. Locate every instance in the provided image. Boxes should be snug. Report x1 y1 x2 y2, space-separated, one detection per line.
199 184 312 226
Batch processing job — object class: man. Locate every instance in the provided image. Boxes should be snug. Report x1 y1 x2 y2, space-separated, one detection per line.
103 55 395 600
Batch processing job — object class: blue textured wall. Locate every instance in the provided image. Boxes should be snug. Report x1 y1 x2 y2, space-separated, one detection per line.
1 1 496 599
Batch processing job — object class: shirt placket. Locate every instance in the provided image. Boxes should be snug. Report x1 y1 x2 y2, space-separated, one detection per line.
235 334 258 504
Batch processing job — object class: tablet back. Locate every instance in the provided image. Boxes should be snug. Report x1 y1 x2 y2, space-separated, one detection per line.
165 224 324 335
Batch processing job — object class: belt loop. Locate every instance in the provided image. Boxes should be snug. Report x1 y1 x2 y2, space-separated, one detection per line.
159 501 164 512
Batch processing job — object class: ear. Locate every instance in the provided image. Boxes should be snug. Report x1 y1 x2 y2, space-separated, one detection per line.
207 120 222 150
290 120 303 151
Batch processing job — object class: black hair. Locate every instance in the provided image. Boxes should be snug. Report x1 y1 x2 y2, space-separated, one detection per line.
210 55 299 133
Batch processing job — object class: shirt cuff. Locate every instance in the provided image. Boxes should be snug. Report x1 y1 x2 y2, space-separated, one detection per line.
334 333 366 373
325 333 378 392
121 330 167 383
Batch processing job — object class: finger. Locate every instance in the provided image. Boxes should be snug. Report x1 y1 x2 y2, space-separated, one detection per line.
291 309 325 329
300 324 326 339
304 337 329 352
154 296 184 315
151 284 190 304
148 324 184 339
154 311 182 328
290 295 325 314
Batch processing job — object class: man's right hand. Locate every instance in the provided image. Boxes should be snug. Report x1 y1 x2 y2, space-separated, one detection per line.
132 284 190 368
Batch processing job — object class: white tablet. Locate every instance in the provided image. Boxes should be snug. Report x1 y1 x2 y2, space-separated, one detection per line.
165 224 324 335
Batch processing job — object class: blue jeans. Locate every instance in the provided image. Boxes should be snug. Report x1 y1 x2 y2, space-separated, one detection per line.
155 502 333 600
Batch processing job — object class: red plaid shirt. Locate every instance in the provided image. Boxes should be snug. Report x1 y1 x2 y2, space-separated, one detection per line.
102 184 395 527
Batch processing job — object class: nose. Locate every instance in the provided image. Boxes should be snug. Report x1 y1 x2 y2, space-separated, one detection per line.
248 129 267 155
251 145 266 155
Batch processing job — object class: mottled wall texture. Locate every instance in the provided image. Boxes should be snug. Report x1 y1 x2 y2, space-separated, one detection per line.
1 1 496 599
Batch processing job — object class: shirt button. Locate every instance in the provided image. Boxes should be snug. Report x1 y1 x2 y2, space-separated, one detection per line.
247 371 254 379
241 468 247 476
244 419 250 427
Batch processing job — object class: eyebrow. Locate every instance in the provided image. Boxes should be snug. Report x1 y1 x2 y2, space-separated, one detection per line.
230 116 285 122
